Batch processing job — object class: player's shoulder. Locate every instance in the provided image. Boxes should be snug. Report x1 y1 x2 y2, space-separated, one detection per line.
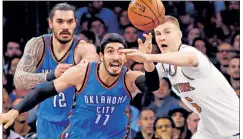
179 44 198 52
24 36 45 51
76 40 96 50
28 36 43 42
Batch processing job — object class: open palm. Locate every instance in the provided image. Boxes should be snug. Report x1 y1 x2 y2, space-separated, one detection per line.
138 33 153 54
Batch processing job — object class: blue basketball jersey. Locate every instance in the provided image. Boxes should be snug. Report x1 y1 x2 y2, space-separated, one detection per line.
62 62 132 139
35 34 80 122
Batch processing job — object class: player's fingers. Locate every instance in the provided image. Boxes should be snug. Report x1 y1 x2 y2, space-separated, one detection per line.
147 33 152 44
4 120 14 129
137 38 143 45
143 34 149 43
59 64 73 69
118 49 137 54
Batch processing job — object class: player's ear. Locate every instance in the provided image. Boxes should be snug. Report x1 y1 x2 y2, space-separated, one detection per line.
178 31 182 39
99 52 103 62
48 18 53 29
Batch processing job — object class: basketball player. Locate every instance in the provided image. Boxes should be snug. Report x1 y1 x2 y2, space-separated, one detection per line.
119 15 239 139
13 3 98 139
0 33 159 139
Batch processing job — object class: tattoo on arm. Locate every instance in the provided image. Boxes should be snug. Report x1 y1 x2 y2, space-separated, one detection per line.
14 37 47 89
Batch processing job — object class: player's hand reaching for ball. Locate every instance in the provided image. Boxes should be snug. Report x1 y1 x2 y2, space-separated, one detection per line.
0 109 19 129
138 33 153 54
55 63 73 78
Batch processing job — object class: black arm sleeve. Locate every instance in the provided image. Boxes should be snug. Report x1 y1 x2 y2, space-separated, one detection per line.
13 81 58 114
46 70 56 81
135 67 160 93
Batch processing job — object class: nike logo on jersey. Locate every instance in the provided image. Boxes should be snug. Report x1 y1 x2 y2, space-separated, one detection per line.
173 82 195 93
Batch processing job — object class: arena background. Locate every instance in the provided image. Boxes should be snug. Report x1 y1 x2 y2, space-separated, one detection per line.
2 1 240 139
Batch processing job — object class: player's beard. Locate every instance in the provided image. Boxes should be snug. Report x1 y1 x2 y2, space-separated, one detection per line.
103 58 120 77
53 29 73 44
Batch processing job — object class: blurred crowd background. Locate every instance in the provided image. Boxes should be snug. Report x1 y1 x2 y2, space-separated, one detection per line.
2 1 240 139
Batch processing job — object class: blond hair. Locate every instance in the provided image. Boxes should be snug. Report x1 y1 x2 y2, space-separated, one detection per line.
163 15 181 29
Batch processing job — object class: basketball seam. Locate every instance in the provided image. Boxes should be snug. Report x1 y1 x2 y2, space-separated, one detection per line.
155 0 161 19
128 8 155 26
140 0 159 25
133 21 155 26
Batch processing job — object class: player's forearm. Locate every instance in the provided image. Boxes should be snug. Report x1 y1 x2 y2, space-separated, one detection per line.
135 67 159 92
14 70 56 89
147 52 198 67
143 61 155 72
14 71 48 89
13 81 59 114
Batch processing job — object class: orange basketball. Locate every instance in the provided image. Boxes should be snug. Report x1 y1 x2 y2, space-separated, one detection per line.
128 0 165 31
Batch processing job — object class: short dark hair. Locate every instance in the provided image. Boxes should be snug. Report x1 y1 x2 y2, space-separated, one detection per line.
99 33 127 54
131 62 143 71
139 107 155 118
88 17 107 31
229 55 240 61
48 2 76 20
231 31 240 45
123 24 138 34
153 116 175 131
80 30 96 44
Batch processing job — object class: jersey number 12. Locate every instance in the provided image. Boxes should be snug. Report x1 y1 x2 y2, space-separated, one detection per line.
53 92 67 107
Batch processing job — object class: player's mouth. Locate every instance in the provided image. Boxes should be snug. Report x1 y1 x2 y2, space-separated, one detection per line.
160 44 168 50
110 62 121 70
60 32 71 36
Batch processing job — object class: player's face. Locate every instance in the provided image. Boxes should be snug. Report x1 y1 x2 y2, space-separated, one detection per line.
186 112 200 132
228 58 240 79
153 79 170 99
154 22 182 53
171 112 185 128
100 43 126 76
49 10 76 44
138 110 155 135
155 119 173 139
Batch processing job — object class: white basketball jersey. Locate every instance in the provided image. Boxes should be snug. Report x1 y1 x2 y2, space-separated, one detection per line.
156 44 239 137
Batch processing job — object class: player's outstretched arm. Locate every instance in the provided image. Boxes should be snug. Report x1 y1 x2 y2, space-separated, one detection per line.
0 63 88 129
14 37 48 89
146 51 199 67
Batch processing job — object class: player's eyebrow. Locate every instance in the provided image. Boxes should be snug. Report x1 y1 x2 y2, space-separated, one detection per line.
164 28 171 31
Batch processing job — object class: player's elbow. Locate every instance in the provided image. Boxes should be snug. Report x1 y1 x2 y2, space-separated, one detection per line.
187 53 198 67
13 74 30 90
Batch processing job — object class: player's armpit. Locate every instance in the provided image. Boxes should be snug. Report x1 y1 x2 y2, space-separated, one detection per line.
14 36 46 90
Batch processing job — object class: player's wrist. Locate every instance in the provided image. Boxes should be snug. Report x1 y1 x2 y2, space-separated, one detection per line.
46 70 57 81
9 109 20 117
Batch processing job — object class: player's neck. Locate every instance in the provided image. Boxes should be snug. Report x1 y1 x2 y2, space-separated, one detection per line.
99 64 120 86
52 36 73 53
